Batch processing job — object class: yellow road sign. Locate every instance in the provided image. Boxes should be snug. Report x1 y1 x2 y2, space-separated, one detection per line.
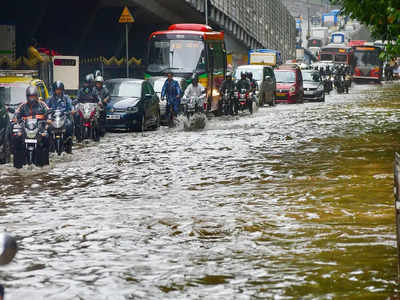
119 6 134 23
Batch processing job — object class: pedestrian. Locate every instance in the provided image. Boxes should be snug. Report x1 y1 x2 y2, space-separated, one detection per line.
27 38 45 64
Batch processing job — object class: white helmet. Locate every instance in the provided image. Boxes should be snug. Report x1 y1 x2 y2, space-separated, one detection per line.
95 76 104 83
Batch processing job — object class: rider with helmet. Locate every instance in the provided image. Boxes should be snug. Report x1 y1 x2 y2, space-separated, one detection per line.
235 72 251 92
45 81 74 153
219 71 235 94
78 74 96 103
93 75 110 136
247 72 258 93
13 86 50 168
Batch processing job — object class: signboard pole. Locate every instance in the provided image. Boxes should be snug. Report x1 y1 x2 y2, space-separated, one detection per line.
126 23 129 78
118 6 134 78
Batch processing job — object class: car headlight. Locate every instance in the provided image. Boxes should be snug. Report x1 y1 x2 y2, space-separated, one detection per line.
317 85 324 91
289 87 296 93
126 106 138 113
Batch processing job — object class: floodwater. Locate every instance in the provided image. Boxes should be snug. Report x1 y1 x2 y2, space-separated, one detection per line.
1 83 400 299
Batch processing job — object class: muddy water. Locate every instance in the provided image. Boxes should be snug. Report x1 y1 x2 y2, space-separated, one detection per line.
1 83 400 299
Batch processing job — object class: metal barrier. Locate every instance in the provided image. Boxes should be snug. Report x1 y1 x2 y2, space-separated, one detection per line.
394 152 400 281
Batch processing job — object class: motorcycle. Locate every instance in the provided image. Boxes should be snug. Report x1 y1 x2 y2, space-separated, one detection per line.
323 75 333 94
183 95 206 121
344 74 352 94
77 103 100 142
235 89 253 114
49 110 72 155
0 232 18 299
12 116 49 168
221 90 234 115
334 74 345 94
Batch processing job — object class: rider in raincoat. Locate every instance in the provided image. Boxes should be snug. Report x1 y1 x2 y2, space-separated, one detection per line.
161 72 182 118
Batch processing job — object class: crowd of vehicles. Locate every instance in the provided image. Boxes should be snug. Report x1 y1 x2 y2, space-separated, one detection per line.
0 22 396 170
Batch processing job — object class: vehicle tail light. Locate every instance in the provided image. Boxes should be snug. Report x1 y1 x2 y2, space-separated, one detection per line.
354 67 361 76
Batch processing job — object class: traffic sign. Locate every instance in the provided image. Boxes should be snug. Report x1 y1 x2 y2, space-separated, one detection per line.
119 6 134 23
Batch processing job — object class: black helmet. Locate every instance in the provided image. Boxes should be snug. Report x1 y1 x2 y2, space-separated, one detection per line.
247 72 253 79
26 86 39 102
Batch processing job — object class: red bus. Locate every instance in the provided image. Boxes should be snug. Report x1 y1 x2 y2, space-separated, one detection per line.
348 40 366 47
319 44 353 65
352 45 383 82
146 24 226 112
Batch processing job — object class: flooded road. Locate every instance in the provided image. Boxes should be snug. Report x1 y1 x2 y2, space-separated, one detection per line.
1 83 400 299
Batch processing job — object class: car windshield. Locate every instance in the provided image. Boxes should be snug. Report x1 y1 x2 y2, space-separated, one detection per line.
302 72 320 82
0 82 30 105
147 39 205 74
234 68 263 81
274 71 295 83
106 81 141 98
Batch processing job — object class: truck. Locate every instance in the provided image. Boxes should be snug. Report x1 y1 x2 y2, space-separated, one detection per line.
310 27 329 46
0 25 16 60
248 49 282 67
322 9 340 27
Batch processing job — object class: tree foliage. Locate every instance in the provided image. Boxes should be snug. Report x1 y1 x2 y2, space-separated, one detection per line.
331 0 400 59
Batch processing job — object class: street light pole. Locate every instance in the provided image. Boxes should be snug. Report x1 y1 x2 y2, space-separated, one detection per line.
205 0 208 25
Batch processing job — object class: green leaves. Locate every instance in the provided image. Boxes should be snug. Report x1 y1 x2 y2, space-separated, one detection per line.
330 0 400 59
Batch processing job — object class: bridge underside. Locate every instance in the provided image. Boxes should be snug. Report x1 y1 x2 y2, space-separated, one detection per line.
1 0 248 61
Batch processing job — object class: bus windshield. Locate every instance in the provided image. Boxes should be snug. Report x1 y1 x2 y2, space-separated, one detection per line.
320 53 333 61
147 39 205 74
354 50 381 67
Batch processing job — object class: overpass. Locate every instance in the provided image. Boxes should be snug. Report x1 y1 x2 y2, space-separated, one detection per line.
1 0 296 65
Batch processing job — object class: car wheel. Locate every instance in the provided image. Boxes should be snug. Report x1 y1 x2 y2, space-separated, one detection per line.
152 111 160 131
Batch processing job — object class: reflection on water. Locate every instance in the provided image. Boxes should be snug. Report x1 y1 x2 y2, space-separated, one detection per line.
1 83 400 299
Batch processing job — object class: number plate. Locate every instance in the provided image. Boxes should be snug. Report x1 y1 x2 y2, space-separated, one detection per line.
25 139 37 144
276 92 286 97
107 114 121 120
